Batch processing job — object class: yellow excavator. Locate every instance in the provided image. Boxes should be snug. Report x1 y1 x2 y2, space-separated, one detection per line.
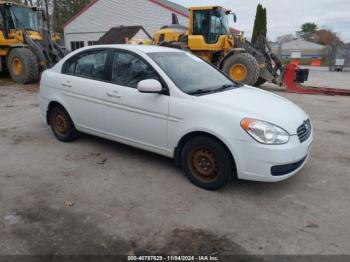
0 1 65 84
153 6 283 86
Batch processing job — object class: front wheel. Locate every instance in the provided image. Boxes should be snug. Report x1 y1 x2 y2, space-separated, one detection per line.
222 53 260 86
180 136 235 190
7 48 39 84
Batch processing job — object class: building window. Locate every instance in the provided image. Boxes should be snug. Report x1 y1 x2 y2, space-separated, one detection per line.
88 41 97 46
71 41 85 51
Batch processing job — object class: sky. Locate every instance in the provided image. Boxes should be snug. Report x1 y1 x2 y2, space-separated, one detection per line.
171 0 350 43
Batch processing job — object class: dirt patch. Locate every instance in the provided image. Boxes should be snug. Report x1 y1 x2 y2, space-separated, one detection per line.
3 105 16 108
65 152 109 166
0 127 35 145
5 206 249 257
0 127 17 137
65 152 102 161
334 153 350 164
137 228 248 256
325 130 349 136
0 78 14 86
7 206 133 255
0 76 39 93
24 84 39 93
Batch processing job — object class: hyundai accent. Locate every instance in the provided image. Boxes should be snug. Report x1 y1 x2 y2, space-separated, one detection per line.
39 45 313 190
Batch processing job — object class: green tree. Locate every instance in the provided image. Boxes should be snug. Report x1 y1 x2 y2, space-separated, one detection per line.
251 4 267 44
297 22 318 41
52 0 93 33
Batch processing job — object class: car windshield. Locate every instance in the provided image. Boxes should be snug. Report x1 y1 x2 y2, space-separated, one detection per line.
148 52 238 94
11 6 39 31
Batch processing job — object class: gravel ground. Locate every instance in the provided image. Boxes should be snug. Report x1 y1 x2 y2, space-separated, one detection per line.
301 66 350 90
0 71 350 256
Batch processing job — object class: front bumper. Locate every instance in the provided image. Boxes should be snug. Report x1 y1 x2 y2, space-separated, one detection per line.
227 133 313 182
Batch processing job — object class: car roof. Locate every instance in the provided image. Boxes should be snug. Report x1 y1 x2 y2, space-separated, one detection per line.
78 44 183 54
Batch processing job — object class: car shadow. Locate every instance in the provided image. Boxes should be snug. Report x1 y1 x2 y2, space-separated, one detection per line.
75 133 301 196
78 132 177 168
0 69 10 79
0 70 16 86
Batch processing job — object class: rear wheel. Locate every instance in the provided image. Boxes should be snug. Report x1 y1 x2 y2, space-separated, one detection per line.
180 136 234 190
50 105 78 142
7 48 39 84
222 53 260 86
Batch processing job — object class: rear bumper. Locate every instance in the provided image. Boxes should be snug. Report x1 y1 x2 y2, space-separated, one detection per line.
226 133 313 182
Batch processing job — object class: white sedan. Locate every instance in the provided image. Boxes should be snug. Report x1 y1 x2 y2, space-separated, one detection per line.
39 45 313 190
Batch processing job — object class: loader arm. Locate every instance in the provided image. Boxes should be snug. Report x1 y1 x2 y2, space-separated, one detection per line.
22 30 49 69
22 29 65 69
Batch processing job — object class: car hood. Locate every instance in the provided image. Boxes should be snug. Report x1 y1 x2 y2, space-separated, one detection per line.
199 86 309 135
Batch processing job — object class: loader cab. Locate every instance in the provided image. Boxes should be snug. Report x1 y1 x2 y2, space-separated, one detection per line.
9 5 39 31
0 5 6 36
190 6 235 44
0 9 4 29
0 2 40 38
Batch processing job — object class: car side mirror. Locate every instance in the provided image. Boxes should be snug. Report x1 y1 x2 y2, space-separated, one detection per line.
137 79 162 93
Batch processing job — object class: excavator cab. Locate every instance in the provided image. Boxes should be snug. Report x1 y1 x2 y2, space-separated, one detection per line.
0 1 65 84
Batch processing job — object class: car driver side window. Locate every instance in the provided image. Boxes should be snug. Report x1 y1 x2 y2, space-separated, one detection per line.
112 51 160 88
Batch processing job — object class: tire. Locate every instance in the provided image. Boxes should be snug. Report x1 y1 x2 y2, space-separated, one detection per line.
254 77 266 87
222 53 260 86
180 136 235 190
7 48 39 84
49 105 78 142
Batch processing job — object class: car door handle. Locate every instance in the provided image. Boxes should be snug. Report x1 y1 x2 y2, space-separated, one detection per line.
107 91 121 98
62 83 72 88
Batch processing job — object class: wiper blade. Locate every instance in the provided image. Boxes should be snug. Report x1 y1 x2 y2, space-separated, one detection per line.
215 84 236 91
187 89 213 95
188 84 237 95
210 84 237 93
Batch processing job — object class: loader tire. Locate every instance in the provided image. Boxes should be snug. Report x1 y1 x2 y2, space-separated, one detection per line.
222 53 260 86
254 77 266 87
7 48 39 84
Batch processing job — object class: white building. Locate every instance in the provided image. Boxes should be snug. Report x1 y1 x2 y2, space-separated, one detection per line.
63 0 189 51
272 39 326 59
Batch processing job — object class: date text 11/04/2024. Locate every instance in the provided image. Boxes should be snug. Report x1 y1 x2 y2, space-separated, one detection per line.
127 255 219 261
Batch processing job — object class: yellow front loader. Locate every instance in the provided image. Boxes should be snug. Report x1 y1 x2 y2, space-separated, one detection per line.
0 1 65 84
153 6 283 86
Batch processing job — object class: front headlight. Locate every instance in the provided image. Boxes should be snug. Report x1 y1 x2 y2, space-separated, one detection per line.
241 118 290 144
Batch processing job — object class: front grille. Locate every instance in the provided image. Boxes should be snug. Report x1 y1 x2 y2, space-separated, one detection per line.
297 119 312 143
271 156 308 176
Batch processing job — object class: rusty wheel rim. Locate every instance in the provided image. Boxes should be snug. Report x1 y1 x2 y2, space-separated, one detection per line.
187 148 220 181
53 113 69 136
